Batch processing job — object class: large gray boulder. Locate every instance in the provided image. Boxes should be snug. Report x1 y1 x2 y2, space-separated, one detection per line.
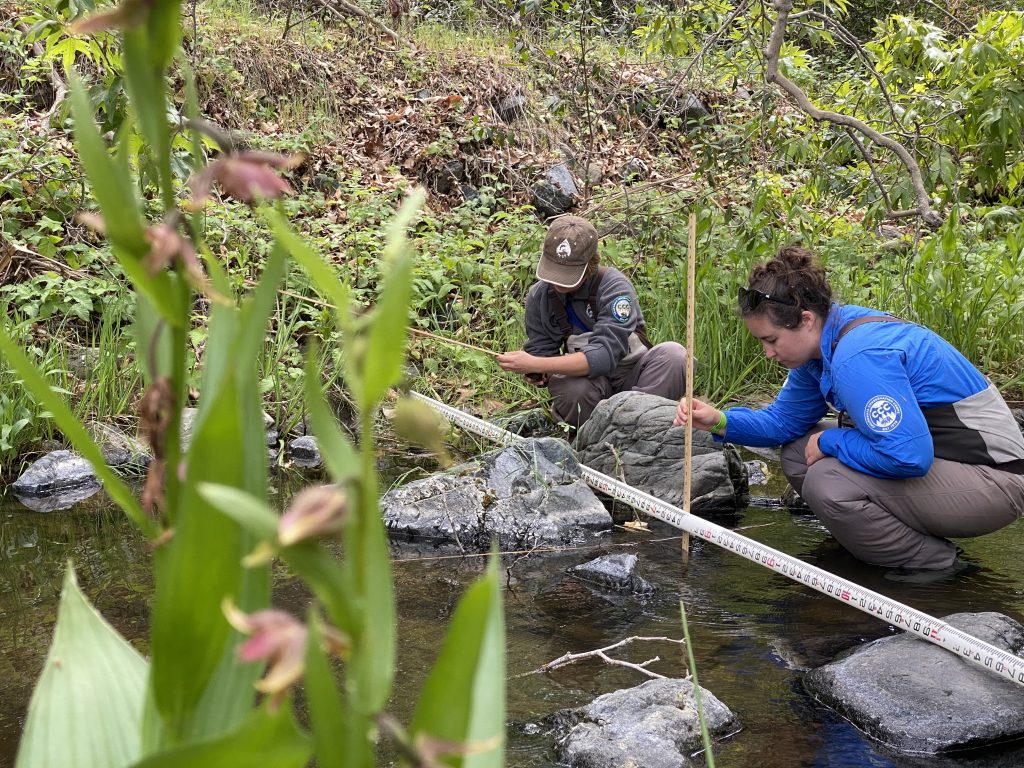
803 611 1024 755
381 437 611 549
553 677 738 768
11 450 102 511
575 391 748 513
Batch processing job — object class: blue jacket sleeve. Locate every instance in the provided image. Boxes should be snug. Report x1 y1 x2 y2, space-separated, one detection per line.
816 349 934 478
720 365 828 447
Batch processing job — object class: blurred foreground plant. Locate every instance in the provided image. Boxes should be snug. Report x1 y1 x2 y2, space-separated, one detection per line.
2 3 505 766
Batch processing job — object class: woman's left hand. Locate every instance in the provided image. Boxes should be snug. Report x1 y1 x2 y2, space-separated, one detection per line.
805 432 826 466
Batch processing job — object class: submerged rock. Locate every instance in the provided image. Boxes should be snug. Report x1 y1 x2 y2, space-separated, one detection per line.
575 391 748 514
571 553 654 595
11 450 100 499
552 677 737 768
803 611 1024 755
381 437 611 549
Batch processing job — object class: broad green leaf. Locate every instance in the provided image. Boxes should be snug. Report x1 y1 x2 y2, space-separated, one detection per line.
132 703 310 768
149 374 254 741
198 483 278 540
410 552 505 768
304 613 373 768
0 323 154 537
17 565 148 768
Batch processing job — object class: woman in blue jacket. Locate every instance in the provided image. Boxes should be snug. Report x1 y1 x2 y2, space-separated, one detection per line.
675 246 1024 571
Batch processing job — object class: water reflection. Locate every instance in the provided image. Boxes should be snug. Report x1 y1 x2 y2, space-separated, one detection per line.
1 482 1023 767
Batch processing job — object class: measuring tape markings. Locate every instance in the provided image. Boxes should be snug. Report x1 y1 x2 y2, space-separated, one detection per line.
411 391 1024 686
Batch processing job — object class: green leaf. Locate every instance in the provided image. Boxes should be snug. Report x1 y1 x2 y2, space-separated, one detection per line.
410 551 505 768
302 348 359 483
131 703 310 768
17 564 148 768
263 208 351 323
0 322 154 538
68 71 146 252
360 190 424 409
303 613 374 768
122 28 172 204
198 483 279 540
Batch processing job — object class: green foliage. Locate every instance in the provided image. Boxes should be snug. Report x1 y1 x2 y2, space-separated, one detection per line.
8 7 507 768
16 565 148 768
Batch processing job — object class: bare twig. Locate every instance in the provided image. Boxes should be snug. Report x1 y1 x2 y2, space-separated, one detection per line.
764 0 942 228
312 0 405 46
17 24 68 124
518 636 686 679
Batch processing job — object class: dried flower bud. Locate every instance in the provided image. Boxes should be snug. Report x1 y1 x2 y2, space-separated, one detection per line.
278 485 348 546
189 151 303 207
68 0 153 34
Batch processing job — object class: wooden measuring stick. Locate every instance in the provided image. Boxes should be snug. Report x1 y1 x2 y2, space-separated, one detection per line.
681 212 696 563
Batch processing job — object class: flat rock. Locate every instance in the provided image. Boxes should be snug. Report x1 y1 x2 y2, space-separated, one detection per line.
803 611 1024 755
11 450 99 498
575 391 748 514
381 437 611 550
553 677 738 768
571 553 654 594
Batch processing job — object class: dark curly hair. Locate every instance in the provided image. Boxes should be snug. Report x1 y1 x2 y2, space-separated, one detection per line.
740 245 833 328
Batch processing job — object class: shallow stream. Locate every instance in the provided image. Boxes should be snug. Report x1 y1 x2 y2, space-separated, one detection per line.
2 467 1023 767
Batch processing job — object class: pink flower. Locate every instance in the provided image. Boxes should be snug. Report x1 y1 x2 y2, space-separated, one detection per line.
224 601 348 710
278 485 348 546
190 151 303 207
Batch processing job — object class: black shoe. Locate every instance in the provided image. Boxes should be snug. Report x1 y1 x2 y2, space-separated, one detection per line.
883 558 979 584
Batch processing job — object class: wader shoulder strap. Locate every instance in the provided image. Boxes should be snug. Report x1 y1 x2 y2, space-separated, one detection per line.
831 315 913 354
548 267 653 350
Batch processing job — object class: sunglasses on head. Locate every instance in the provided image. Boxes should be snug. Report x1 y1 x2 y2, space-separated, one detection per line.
737 286 797 311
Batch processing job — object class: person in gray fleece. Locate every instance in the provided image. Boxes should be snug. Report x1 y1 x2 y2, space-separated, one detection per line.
498 215 692 429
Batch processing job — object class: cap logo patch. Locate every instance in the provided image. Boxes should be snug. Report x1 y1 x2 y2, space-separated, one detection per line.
864 395 902 432
556 238 572 262
610 295 632 323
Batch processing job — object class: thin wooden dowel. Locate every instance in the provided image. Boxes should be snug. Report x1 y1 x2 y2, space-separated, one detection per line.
682 212 697 563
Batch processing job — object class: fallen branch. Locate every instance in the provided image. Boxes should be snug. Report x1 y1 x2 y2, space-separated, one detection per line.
312 0 405 47
765 0 942 228
518 636 687 680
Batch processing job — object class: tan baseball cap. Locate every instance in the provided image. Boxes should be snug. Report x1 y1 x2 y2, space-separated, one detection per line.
536 215 597 288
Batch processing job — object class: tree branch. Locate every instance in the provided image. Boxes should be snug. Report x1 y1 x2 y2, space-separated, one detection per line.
518 636 687 680
765 0 942 228
312 0 405 46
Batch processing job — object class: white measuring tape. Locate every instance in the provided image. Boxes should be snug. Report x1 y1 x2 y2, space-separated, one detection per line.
411 391 1024 688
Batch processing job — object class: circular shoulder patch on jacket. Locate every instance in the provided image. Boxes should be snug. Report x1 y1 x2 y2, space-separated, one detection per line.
863 395 902 432
610 295 633 323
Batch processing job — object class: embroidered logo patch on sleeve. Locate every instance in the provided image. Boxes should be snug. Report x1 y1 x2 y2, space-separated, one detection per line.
864 395 902 432
610 295 632 323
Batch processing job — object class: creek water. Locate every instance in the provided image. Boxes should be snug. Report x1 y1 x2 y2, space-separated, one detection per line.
2 467 1023 768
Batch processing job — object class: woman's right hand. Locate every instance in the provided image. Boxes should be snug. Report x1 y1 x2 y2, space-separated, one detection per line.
673 397 721 431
